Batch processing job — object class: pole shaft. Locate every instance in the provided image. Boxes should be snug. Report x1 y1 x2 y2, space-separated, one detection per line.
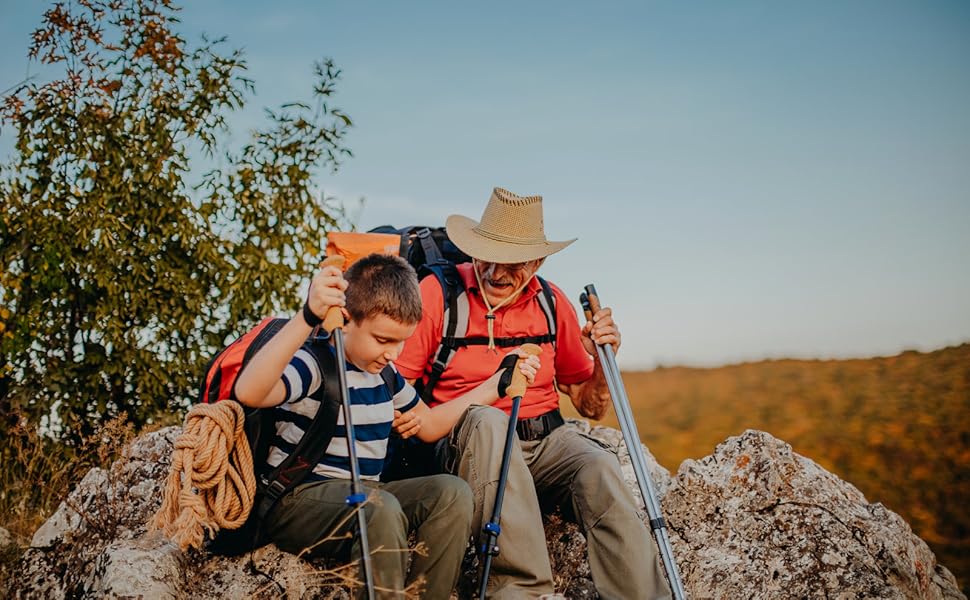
583 286 687 600
479 395 522 600
333 329 376 600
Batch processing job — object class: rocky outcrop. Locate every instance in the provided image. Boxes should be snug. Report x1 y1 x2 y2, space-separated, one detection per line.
9 423 965 599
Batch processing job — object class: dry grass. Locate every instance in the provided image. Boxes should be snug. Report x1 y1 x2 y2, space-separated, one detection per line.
0 414 134 587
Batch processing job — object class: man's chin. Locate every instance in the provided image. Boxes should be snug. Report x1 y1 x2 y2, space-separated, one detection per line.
484 285 513 303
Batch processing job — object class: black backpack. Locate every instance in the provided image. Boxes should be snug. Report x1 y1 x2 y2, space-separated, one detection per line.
369 225 558 481
200 322 394 555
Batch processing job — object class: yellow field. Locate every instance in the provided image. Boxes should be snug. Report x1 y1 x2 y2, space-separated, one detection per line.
563 343 969 591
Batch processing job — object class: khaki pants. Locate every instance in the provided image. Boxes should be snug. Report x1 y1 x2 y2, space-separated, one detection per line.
264 474 472 599
444 405 673 600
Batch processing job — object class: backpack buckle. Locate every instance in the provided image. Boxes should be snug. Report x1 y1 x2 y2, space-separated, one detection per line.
264 478 287 500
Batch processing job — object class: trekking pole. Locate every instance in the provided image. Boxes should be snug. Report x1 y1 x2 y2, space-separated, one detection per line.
322 255 376 600
478 343 542 600
581 286 687 600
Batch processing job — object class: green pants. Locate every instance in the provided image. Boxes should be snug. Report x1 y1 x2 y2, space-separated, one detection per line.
265 473 473 599
444 406 673 600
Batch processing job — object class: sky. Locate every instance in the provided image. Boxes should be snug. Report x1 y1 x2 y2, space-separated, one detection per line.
2 1 969 369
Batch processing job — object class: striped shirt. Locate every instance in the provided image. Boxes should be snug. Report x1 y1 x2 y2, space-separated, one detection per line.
266 342 420 481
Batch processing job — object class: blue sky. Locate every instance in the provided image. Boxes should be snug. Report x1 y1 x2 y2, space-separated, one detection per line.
2 1 969 368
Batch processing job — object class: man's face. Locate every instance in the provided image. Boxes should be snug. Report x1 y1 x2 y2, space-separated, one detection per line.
473 258 543 306
343 313 417 374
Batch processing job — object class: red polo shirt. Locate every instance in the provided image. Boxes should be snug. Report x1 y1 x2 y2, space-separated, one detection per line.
395 263 595 419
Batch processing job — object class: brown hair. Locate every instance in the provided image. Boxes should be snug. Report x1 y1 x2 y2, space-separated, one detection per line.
344 253 423 325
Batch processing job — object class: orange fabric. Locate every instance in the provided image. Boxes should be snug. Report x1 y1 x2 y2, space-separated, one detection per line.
396 263 594 419
205 317 278 403
325 232 400 270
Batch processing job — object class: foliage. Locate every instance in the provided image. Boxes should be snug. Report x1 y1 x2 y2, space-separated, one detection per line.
566 343 970 592
0 0 352 443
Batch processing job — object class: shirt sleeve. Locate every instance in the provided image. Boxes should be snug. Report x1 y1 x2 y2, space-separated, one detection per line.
279 346 323 405
551 282 596 385
390 365 420 413
394 274 445 380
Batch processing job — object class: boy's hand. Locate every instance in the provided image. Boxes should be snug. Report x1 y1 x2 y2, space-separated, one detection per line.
392 409 422 439
304 263 348 325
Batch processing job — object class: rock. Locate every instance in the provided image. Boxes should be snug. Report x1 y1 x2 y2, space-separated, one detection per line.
13 426 180 599
30 467 107 549
9 425 966 599
665 429 965 600
84 534 184 598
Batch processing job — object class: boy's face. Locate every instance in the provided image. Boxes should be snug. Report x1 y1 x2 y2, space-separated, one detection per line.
342 313 417 374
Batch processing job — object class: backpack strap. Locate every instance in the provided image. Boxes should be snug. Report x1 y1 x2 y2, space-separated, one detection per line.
440 334 556 348
255 333 341 518
379 364 397 398
415 227 445 265
536 275 557 350
418 263 468 403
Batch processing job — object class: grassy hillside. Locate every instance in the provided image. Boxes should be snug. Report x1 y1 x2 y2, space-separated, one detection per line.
564 343 969 591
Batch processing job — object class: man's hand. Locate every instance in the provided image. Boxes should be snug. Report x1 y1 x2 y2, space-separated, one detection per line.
514 349 541 387
304 263 348 325
392 409 422 439
496 347 542 397
581 306 621 357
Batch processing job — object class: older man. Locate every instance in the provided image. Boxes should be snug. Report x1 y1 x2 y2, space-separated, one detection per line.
393 187 672 599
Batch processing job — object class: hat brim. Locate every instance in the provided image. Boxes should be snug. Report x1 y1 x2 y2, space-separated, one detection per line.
446 214 576 263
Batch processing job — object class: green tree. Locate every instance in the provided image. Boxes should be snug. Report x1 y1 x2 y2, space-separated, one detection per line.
0 0 352 442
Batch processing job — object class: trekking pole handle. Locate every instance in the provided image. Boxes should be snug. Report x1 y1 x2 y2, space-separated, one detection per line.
506 343 542 398
321 255 347 333
580 292 594 322
583 284 603 315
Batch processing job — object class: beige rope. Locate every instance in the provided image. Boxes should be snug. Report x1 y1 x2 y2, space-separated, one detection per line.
151 401 257 551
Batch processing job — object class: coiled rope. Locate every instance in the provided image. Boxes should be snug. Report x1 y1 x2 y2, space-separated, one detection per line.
152 401 256 550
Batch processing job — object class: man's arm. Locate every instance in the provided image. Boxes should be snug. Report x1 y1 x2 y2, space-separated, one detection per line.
234 264 347 408
392 351 541 442
558 306 621 421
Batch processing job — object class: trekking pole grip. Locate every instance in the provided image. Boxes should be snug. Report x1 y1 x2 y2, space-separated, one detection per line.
583 284 602 315
580 292 594 322
506 343 542 398
320 255 346 333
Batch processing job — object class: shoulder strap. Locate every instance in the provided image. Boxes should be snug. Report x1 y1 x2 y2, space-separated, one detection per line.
536 276 558 349
414 227 445 265
380 364 397 398
256 333 341 518
419 264 468 403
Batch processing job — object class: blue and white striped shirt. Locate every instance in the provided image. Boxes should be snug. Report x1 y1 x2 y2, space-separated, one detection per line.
266 342 419 481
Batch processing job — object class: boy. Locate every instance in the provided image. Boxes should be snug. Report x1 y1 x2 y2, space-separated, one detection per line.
234 253 539 598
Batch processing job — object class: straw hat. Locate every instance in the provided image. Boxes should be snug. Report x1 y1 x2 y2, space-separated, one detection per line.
445 187 576 264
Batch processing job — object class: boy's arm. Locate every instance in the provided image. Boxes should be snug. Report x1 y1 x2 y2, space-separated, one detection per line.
395 351 540 442
234 264 347 408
